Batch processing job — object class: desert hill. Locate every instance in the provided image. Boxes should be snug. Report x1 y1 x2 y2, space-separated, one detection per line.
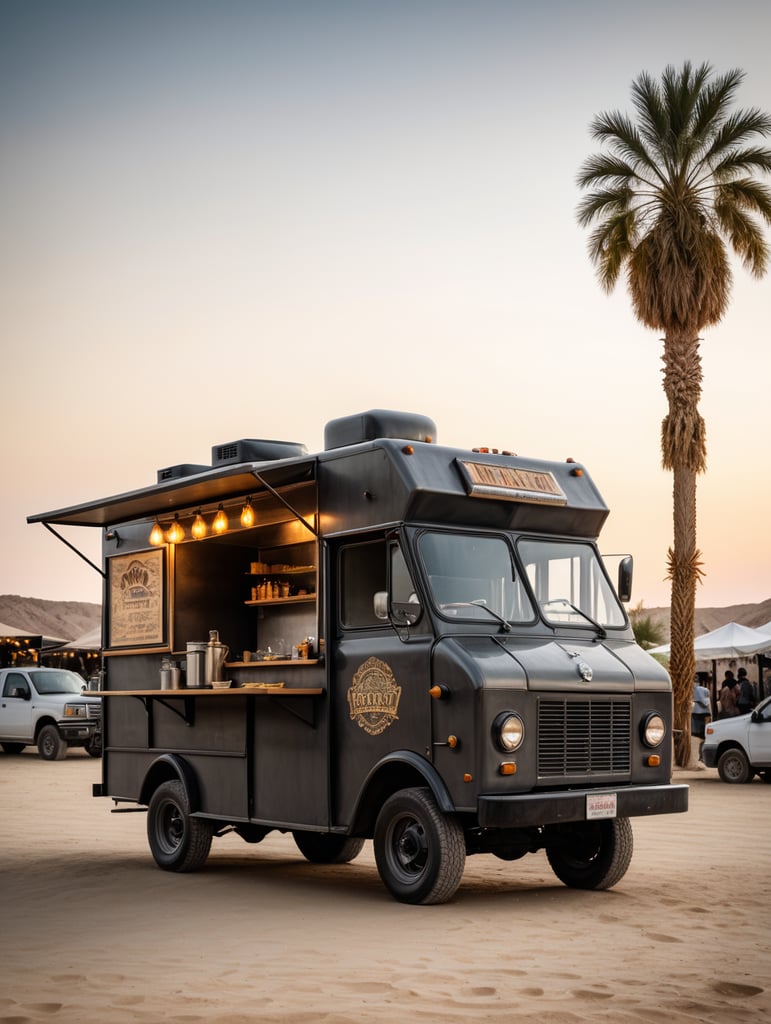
2 593 771 645
643 597 771 643
0 595 101 642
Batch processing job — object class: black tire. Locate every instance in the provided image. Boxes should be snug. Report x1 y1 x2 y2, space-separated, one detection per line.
374 787 465 905
546 817 633 890
146 780 212 872
1 742 25 754
85 738 102 758
37 725 67 761
717 747 751 784
293 831 365 864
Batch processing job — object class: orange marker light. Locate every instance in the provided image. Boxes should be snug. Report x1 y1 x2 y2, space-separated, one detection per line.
447 735 458 749
499 762 517 775
647 754 661 767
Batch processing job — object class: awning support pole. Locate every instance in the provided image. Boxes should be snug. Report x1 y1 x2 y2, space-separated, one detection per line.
42 523 106 578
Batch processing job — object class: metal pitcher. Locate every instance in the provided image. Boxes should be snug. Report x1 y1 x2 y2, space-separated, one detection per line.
205 630 229 684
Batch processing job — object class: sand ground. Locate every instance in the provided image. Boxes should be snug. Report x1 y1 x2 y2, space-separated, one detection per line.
1 752 768 1024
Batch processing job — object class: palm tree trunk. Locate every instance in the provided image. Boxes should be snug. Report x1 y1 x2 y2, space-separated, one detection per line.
668 467 697 766
661 329 706 768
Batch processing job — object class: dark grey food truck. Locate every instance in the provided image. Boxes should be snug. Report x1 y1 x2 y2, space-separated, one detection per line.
29 410 687 904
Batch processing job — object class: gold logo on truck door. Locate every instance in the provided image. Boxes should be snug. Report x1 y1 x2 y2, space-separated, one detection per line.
347 657 402 736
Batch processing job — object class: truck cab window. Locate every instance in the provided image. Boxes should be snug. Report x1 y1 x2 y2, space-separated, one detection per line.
340 539 387 628
517 538 626 629
418 531 533 624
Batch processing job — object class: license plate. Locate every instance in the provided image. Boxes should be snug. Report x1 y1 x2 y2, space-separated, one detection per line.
586 792 617 819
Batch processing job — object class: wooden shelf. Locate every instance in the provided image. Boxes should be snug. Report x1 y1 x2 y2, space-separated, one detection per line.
226 659 319 668
245 595 315 606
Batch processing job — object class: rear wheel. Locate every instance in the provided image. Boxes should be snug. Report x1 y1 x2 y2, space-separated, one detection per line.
374 787 465 905
717 747 751 784
85 737 102 757
293 831 365 864
147 780 212 872
1 742 25 754
546 817 633 890
37 725 67 761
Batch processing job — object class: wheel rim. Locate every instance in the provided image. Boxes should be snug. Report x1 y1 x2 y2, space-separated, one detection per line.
41 733 55 757
389 813 429 880
723 754 744 781
157 799 185 854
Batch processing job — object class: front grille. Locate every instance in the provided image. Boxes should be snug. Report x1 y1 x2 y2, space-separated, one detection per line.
538 699 631 778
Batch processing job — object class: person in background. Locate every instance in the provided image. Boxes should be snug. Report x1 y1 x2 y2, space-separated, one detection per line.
736 667 756 716
719 671 738 719
691 675 712 761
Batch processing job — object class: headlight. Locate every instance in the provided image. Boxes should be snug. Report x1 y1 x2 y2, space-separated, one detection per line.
641 712 666 747
493 712 524 752
64 704 87 718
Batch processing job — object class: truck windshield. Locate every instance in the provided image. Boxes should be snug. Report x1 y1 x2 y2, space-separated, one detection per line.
29 671 86 694
418 531 534 625
517 538 626 630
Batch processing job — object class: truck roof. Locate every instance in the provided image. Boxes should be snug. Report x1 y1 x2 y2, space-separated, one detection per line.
28 411 609 538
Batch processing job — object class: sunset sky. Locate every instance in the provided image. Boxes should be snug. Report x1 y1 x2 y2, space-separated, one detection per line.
2 0 770 613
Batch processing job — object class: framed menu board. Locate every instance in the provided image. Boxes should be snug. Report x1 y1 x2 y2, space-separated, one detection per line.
107 548 167 649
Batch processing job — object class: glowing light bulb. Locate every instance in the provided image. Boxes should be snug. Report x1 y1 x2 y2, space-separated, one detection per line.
240 498 255 528
167 514 184 543
212 505 228 533
191 511 207 540
149 520 164 546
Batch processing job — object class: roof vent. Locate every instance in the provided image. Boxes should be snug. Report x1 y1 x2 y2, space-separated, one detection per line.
211 439 308 467
324 410 436 450
156 463 210 483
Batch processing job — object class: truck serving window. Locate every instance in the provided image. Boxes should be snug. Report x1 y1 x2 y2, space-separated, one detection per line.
517 538 626 630
418 531 533 624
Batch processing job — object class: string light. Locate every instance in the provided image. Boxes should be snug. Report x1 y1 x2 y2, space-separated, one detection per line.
191 510 207 540
240 497 255 528
149 519 164 546
167 514 185 544
212 505 228 533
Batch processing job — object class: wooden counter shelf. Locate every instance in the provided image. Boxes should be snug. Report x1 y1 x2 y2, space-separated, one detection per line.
95 685 324 726
95 686 323 696
226 659 320 668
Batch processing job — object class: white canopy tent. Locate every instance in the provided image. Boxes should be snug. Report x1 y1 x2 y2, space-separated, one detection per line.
650 621 771 659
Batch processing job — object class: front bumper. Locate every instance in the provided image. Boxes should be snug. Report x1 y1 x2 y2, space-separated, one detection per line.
701 746 718 768
478 783 689 828
58 720 100 741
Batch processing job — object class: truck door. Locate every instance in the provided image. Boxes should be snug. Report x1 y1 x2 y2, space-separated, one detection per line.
1 673 33 739
329 535 433 828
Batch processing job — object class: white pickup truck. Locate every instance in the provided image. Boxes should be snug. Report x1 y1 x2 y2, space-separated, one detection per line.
0 667 101 760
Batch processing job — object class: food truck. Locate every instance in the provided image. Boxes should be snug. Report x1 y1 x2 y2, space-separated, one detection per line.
28 410 688 904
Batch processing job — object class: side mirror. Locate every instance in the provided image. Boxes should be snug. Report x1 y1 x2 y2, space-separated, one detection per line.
9 686 28 700
617 555 633 604
373 591 389 621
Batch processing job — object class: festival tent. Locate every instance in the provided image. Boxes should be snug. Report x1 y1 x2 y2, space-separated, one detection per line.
46 626 102 651
0 621 68 667
650 621 771 658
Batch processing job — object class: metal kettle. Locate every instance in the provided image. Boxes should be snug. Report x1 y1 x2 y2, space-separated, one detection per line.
205 630 229 684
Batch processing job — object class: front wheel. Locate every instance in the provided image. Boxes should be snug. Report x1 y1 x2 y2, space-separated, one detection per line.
85 737 102 758
293 831 365 864
717 747 751 784
37 725 67 761
546 817 633 890
374 787 465 905
147 780 212 872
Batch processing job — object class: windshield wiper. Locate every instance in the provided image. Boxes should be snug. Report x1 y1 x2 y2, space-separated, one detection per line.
465 600 513 633
543 598 607 639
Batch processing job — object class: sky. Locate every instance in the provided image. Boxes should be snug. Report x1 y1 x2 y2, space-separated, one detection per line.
1 0 770 613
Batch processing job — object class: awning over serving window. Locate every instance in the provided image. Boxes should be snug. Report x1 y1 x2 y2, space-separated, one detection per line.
27 458 317 529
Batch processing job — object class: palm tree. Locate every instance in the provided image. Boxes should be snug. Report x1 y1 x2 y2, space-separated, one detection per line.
628 601 666 651
577 62 771 765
